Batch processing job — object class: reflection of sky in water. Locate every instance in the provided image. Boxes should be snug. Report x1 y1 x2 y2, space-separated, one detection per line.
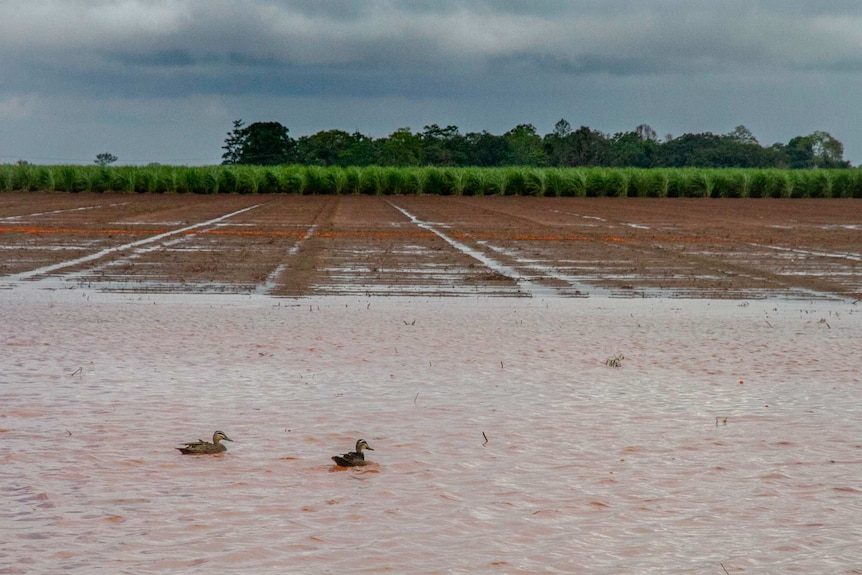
2 289 860 573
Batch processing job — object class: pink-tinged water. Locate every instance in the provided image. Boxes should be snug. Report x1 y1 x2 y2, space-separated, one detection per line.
1 288 861 574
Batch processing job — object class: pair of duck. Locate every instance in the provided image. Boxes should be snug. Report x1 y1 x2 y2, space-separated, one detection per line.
176 431 374 467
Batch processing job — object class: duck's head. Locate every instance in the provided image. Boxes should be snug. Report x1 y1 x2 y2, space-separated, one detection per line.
214 431 233 443
356 438 373 452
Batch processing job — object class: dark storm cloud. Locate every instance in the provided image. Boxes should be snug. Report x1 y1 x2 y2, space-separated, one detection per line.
0 1 860 164
3 1 861 98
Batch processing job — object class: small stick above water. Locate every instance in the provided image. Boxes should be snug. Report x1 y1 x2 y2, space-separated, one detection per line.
482 432 488 446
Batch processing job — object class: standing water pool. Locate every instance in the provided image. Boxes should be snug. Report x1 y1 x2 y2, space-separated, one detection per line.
1 287 861 574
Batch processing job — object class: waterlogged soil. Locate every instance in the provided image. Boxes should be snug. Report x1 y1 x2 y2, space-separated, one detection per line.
1 291 860 574
1 193 861 573
0 192 860 299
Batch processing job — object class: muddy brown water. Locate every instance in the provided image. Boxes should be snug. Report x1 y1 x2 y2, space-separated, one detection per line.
3 290 861 573
1 194 861 573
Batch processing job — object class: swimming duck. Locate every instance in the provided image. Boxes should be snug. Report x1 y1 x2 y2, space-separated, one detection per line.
176 430 233 455
331 439 374 467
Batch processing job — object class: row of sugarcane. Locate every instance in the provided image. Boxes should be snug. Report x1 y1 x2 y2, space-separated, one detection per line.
2 164 861 198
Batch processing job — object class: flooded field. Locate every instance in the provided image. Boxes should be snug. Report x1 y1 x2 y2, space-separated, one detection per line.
2 288 861 574
1 193 861 573
1 193 860 299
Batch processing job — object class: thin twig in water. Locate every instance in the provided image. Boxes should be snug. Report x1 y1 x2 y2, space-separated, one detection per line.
70 367 82 377
482 432 488 446
414 392 419 405
720 562 730 575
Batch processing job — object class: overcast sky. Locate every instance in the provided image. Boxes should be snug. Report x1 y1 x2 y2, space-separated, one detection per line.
2 1 861 166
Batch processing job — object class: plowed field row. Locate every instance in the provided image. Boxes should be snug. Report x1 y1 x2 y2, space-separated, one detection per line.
1 193 859 299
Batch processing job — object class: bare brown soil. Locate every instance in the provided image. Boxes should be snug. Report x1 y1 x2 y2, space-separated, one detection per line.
1 192 859 299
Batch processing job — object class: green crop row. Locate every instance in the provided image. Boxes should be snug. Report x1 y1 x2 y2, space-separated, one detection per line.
1 164 861 198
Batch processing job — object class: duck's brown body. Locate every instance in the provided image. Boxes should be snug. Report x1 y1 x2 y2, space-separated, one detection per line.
176 430 233 455
332 439 374 467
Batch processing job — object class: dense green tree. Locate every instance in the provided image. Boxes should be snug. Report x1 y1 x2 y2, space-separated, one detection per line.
464 131 509 166
221 120 294 165
784 131 851 169
377 128 422 166
544 121 611 167
239 122 294 165
786 136 815 169
503 124 546 166
767 143 791 168
726 125 758 145
218 120 851 169
296 130 378 166
543 119 572 166
420 124 466 166
809 131 849 168
294 129 356 166
658 133 723 167
340 132 378 166
610 131 656 168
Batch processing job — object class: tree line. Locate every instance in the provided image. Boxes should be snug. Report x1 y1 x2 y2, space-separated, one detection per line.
221 119 850 170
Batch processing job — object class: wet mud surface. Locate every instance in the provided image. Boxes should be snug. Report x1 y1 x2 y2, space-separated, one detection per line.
2 292 861 574
1 192 860 299
2 192 861 573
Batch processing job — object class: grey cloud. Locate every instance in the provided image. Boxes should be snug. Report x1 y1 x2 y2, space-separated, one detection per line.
5 1 861 94
1 1 861 164
488 52 667 78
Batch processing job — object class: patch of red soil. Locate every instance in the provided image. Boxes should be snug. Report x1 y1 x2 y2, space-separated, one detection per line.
1 192 859 299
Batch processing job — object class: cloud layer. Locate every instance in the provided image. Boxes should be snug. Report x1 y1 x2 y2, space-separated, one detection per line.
2 1 860 164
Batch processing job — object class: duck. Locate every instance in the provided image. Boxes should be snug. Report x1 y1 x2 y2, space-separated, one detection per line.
331 438 374 467
176 430 233 455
